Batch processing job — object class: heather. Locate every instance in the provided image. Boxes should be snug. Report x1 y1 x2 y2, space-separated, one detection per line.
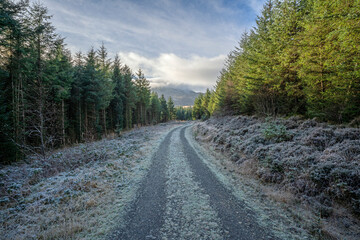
194 115 360 238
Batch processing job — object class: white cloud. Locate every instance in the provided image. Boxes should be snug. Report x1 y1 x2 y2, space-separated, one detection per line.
118 52 226 92
32 0 259 58
28 0 266 92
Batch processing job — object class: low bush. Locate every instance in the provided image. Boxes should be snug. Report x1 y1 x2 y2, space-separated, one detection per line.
194 115 360 219
262 122 292 143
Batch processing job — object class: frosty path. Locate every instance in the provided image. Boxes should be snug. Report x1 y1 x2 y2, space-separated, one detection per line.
109 125 275 239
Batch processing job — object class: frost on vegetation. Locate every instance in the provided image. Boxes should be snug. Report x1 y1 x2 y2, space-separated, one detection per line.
160 130 223 240
0 122 182 239
194 115 360 238
262 120 292 143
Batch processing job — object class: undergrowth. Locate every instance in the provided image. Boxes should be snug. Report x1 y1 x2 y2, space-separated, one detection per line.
194 115 360 239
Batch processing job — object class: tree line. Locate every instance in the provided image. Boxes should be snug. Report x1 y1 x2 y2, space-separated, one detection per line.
0 0 180 163
195 0 359 122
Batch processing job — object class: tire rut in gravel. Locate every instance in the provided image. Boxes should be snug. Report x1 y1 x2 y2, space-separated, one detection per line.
180 126 276 240
108 127 178 240
160 128 224 239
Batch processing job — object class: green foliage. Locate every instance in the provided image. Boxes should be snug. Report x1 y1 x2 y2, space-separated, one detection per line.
262 121 292 142
159 94 169 122
192 88 212 120
150 92 161 124
167 96 176 120
134 68 150 125
0 1 177 163
109 54 124 131
175 106 193 120
207 0 360 123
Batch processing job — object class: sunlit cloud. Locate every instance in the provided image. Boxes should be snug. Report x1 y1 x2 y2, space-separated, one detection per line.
119 52 226 92
30 0 266 90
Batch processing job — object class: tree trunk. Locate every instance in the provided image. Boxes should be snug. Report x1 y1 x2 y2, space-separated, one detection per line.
39 88 45 158
84 104 88 138
61 99 65 145
103 108 107 136
79 101 82 142
20 76 25 146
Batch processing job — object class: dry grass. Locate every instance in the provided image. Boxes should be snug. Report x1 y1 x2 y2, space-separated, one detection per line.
0 122 184 239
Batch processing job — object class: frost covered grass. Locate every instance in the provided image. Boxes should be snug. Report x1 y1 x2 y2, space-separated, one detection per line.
193 116 360 239
185 127 313 240
160 129 223 239
0 122 183 239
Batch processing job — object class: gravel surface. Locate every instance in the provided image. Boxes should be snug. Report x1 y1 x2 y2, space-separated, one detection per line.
0 122 184 239
181 127 273 240
110 124 278 239
109 127 179 239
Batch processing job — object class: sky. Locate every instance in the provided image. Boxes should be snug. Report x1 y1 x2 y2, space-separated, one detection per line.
31 0 266 92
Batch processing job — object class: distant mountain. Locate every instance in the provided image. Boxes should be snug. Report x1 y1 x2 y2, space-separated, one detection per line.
151 87 201 106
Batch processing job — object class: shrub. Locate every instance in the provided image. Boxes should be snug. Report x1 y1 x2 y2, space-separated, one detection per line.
262 122 292 142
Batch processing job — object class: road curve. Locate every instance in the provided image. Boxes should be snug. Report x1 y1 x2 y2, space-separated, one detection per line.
109 125 276 239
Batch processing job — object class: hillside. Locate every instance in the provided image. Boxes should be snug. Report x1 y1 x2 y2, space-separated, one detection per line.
193 115 360 239
151 87 200 106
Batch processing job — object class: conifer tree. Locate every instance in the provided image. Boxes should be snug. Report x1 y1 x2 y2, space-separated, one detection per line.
45 41 73 145
122 65 136 129
26 2 59 157
167 96 175 120
134 69 150 125
82 47 103 138
201 89 211 119
96 43 113 135
159 94 169 122
69 51 84 142
192 93 204 120
0 0 29 162
299 0 360 121
150 92 161 124
109 54 124 131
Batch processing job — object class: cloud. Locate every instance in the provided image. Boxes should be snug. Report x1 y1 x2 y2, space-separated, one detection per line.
31 0 264 58
29 0 267 91
118 52 226 92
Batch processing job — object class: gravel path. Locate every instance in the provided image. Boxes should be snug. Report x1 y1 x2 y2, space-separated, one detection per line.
109 127 179 239
109 124 276 239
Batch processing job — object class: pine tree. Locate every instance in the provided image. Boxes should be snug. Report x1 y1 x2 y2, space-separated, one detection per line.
26 2 59 157
167 96 175 120
201 89 211 119
246 0 281 116
45 40 73 145
159 94 169 122
0 0 180 163
149 92 161 124
299 0 360 121
122 64 136 129
134 68 150 126
269 0 307 114
69 51 84 142
82 47 103 138
109 54 124 132
0 0 29 162
96 43 113 135
192 93 204 120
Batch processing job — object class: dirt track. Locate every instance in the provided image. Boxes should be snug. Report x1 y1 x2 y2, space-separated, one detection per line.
109 125 275 239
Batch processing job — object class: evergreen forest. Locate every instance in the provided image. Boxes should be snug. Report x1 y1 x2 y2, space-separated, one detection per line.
192 0 360 123
0 0 183 163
